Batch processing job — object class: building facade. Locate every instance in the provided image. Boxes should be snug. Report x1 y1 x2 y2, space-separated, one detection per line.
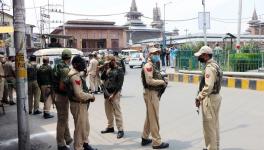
247 8 264 35
51 19 127 52
124 0 162 45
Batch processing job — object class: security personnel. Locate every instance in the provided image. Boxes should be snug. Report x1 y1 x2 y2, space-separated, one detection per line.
195 46 222 150
0 54 5 105
3 56 16 105
68 55 97 150
141 47 169 149
37 56 54 119
27 55 42 115
53 49 73 150
87 53 99 94
101 56 125 139
113 51 126 74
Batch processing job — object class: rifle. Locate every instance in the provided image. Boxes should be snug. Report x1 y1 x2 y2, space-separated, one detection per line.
158 73 168 98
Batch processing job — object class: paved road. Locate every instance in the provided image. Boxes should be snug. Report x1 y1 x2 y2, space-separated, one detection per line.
0 67 263 150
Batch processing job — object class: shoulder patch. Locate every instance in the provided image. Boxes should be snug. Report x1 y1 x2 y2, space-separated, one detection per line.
205 74 210 78
146 67 152 72
75 80 81 85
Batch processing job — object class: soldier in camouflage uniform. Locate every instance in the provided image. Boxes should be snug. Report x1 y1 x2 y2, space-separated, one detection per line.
141 47 169 149
37 56 54 119
27 55 42 115
195 46 222 150
68 55 97 150
100 56 125 139
53 49 73 150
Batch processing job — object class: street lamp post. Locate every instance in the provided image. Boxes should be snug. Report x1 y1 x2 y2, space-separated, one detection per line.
162 1 172 69
202 0 207 46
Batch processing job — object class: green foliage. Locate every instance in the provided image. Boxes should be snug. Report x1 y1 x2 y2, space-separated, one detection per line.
229 53 261 72
240 42 260 53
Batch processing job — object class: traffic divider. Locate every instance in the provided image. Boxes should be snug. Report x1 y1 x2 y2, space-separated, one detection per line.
168 73 264 91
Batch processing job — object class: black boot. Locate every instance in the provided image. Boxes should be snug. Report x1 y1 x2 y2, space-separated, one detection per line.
117 130 124 139
43 112 54 119
152 142 169 149
83 143 97 150
33 109 42 115
57 145 70 150
141 138 152 146
101 127 114 134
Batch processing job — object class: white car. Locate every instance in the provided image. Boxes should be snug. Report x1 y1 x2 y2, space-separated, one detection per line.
129 52 145 68
121 49 138 64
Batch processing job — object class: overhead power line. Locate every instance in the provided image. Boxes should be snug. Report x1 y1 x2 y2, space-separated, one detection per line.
142 15 198 22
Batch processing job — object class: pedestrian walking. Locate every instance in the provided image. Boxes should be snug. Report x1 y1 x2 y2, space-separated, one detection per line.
141 47 169 149
53 49 73 150
68 55 97 150
194 46 222 150
100 56 125 139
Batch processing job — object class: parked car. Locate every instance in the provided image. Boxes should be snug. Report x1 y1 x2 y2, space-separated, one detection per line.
121 49 138 64
129 52 145 68
33 48 83 68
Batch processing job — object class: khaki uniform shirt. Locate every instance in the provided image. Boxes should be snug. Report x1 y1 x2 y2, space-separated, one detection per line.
196 59 218 101
68 68 93 102
143 60 165 87
0 62 4 77
4 61 15 79
88 58 98 76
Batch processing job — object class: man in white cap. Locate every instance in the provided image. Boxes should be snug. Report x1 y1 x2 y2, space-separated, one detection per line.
141 47 169 149
194 46 222 150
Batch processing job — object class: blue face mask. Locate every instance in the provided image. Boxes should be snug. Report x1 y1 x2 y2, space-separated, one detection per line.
151 55 160 63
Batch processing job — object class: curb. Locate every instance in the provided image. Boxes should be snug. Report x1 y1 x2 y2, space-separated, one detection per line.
168 73 264 91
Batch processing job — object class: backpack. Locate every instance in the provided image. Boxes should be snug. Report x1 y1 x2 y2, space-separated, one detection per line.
63 73 78 99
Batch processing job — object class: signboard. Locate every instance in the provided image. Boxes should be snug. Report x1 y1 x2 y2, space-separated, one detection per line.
198 12 210 30
0 26 14 33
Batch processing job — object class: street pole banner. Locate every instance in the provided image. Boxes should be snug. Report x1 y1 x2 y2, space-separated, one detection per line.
198 12 210 30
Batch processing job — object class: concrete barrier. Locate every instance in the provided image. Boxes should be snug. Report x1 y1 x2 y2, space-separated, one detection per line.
168 73 264 91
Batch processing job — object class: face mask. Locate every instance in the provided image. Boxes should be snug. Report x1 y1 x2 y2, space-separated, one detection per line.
151 55 160 63
198 57 206 63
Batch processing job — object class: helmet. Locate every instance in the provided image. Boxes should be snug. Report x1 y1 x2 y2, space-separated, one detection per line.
29 55 36 61
72 55 86 71
62 49 72 60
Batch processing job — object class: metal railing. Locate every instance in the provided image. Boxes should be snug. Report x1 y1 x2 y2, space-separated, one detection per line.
175 49 264 72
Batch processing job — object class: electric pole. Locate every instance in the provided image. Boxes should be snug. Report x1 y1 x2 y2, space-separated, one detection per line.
236 0 242 53
13 0 30 149
202 0 207 46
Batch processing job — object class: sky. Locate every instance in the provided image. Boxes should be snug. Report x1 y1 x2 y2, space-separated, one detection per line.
3 0 264 35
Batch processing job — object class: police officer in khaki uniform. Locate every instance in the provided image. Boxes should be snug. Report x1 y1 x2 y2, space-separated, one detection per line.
27 55 42 115
195 46 222 150
37 56 54 119
101 56 125 139
53 49 73 150
3 56 16 105
87 53 99 94
0 54 5 105
68 55 97 150
141 47 169 149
